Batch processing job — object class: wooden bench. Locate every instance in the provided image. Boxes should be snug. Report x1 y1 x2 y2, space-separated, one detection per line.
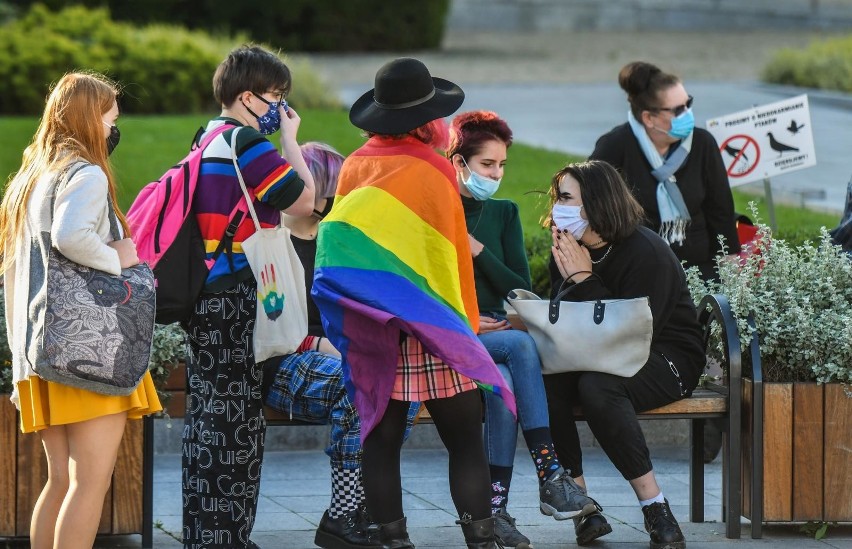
139 293 745 547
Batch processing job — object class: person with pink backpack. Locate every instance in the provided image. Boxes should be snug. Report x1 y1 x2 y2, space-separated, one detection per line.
178 45 315 549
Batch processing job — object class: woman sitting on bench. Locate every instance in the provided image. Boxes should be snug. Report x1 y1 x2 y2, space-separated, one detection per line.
542 160 705 549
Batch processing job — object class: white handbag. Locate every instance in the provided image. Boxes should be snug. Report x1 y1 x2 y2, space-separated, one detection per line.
230 129 308 362
507 272 653 377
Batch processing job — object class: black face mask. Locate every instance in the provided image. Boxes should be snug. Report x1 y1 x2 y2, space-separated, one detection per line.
106 125 121 155
313 197 334 219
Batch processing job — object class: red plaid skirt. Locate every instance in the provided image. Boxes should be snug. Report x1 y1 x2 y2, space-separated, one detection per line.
391 336 477 401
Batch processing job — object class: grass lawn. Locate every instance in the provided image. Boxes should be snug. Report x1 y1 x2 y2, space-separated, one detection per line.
0 111 840 240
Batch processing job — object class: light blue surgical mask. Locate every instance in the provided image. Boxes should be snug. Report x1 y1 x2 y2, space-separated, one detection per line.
668 109 694 140
460 157 501 201
552 204 588 239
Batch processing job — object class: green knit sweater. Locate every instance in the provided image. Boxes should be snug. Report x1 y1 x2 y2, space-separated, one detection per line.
462 195 531 315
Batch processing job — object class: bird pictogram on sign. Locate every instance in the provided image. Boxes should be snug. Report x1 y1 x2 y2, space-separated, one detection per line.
787 120 805 135
720 134 760 178
767 132 799 157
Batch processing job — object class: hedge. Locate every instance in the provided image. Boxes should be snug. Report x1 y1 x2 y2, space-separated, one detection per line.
4 0 451 52
0 4 340 115
762 35 852 93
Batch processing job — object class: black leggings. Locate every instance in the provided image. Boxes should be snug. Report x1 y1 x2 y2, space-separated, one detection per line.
544 351 695 481
362 390 491 524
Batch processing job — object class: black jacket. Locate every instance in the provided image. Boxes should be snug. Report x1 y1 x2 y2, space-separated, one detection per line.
591 123 740 279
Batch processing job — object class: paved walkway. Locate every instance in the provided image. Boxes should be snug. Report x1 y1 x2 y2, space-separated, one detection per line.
306 28 852 215
32 445 851 548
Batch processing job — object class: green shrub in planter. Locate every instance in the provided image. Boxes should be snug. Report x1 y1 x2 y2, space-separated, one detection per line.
687 209 852 386
148 323 186 397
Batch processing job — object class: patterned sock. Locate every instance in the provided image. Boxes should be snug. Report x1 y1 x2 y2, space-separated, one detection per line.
329 466 362 519
523 427 562 485
489 464 513 514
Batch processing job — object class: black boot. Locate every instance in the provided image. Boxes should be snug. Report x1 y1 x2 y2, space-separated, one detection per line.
375 517 415 549
642 499 685 549
457 516 501 549
573 510 612 546
314 509 382 548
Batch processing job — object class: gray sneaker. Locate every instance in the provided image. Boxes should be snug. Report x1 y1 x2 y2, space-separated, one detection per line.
539 468 597 520
493 507 533 548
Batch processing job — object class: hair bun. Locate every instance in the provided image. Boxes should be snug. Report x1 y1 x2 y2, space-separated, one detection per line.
618 61 661 97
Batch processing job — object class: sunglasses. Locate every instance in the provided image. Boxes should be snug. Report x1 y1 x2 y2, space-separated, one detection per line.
654 95 694 117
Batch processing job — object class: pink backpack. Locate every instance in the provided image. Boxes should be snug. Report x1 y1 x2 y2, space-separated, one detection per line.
127 123 234 325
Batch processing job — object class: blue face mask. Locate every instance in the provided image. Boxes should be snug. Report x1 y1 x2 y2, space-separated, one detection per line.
460 157 501 201
245 94 284 135
668 109 694 140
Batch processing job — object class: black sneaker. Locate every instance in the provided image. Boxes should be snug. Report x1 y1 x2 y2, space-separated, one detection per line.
539 468 597 520
493 507 532 548
642 499 686 549
573 509 612 546
314 509 382 548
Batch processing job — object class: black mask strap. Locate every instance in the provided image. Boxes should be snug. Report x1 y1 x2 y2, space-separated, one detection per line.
313 197 334 219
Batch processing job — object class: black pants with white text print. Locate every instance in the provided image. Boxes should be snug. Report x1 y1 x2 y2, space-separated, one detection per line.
182 281 265 548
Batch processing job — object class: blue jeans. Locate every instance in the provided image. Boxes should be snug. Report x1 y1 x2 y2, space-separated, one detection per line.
479 328 550 467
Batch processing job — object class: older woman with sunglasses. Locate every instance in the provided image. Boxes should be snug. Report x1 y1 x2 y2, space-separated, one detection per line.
589 62 739 466
590 61 740 282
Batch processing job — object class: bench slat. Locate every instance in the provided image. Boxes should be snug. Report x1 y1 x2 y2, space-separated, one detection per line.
414 387 726 424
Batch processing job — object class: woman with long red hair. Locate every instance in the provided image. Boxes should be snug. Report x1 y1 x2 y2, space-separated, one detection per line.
0 72 161 549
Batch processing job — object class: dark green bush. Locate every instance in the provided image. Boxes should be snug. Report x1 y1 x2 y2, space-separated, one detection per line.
0 4 341 114
526 229 552 298
0 5 224 114
0 287 12 394
5 0 451 52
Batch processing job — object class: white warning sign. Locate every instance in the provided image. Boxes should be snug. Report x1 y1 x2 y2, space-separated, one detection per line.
706 94 816 186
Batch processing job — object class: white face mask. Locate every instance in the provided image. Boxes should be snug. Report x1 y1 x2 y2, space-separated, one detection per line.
552 204 588 239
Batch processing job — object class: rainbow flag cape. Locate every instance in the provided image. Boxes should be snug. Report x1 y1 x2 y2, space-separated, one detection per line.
312 136 516 438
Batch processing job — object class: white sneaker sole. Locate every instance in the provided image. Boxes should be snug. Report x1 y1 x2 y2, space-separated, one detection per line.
539 501 598 520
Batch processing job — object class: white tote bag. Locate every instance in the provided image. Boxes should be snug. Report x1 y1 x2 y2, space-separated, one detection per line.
507 272 653 377
230 129 308 362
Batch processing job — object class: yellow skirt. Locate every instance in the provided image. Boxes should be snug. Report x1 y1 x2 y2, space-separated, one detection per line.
16 372 163 433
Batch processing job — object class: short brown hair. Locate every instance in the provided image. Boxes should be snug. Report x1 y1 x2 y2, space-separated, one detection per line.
543 160 644 243
213 45 291 107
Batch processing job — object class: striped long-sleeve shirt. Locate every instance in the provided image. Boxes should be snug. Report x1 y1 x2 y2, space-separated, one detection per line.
194 117 305 291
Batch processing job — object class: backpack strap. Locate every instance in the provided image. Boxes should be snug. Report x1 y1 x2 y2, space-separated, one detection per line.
191 122 235 152
210 201 248 269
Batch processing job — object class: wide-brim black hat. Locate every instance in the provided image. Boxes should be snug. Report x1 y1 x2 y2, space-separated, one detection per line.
349 57 464 135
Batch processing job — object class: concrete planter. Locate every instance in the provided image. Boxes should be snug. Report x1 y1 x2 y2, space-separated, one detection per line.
0 395 144 539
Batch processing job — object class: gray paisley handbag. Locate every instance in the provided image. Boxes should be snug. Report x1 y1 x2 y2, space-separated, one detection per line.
34 163 156 395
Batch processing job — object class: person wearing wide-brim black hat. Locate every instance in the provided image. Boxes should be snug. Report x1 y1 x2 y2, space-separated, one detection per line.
313 58 508 549
349 57 464 135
